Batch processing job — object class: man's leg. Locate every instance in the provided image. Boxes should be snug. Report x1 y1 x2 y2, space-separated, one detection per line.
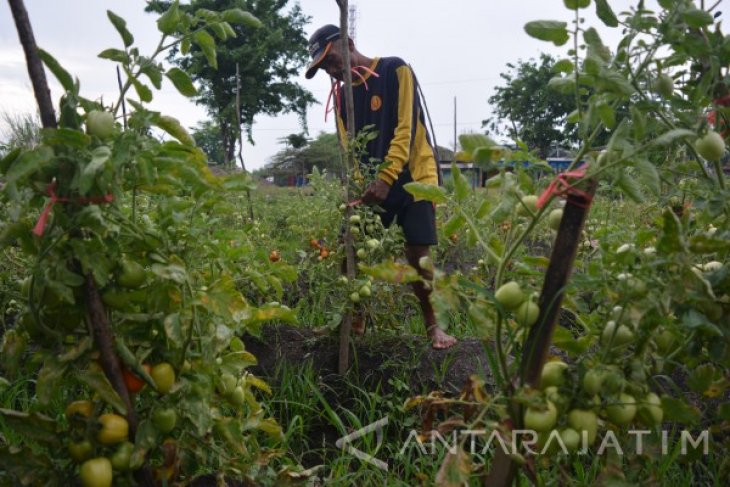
404 244 457 350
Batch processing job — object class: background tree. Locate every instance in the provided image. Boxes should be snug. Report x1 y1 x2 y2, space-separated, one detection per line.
147 0 315 168
483 53 579 158
258 131 341 181
191 120 226 164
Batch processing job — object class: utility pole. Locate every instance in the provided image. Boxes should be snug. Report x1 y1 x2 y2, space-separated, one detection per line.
453 96 457 153
348 3 357 43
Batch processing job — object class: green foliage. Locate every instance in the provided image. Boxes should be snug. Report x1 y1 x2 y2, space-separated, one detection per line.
147 0 315 166
484 53 583 157
0 6 289 485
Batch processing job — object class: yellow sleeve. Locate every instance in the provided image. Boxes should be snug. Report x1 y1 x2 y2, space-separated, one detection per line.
378 65 414 185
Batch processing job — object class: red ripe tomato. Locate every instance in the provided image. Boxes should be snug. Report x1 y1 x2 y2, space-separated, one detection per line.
122 364 151 394
269 250 281 262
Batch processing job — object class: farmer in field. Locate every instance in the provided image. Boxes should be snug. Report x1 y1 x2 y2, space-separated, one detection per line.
305 24 457 349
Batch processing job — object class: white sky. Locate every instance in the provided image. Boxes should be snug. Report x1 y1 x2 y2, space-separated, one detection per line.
0 0 663 170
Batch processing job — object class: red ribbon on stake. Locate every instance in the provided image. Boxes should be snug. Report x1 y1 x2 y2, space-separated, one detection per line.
536 165 593 210
32 179 114 236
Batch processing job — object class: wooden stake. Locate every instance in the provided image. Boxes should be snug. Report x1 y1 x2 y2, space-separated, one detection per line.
486 180 597 486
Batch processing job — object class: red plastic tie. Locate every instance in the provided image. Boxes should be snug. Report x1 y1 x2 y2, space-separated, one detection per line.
536 165 593 210
33 179 114 237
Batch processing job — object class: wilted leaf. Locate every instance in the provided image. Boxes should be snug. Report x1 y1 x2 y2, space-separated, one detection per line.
358 261 420 284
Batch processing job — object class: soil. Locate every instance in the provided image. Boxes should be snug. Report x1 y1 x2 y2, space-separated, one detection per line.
243 324 496 395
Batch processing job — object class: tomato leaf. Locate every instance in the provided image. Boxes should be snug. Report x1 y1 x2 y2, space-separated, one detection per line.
165 67 197 97
682 8 714 28
98 48 130 63
37 49 76 93
594 0 619 27
76 369 127 415
524 21 569 46
631 158 660 195
657 209 686 254
107 10 134 47
193 30 217 69
660 396 700 424
3 146 53 186
403 182 447 204
359 261 421 284
687 364 721 395
0 409 59 445
153 115 195 146
443 214 466 237
451 163 471 202
157 0 180 35
653 128 695 146
222 9 261 28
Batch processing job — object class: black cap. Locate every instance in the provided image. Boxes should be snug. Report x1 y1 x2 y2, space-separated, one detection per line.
305 24 341 79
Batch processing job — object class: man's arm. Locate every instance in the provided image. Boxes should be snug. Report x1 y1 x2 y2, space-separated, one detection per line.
378 64 416 185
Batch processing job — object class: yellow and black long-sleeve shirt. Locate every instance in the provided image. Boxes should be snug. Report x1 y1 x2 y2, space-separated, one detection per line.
335 57 439 187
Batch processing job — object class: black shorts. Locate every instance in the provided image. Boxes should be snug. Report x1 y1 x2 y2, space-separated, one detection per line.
379 169 438 246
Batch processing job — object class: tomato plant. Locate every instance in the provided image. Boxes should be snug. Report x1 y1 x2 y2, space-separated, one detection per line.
0 3 287 485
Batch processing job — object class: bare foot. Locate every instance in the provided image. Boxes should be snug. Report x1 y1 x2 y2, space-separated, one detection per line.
352 315 365 336
428 326 457 350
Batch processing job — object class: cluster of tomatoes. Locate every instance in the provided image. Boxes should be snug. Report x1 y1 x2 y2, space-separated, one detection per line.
309 238 332 260
69 361 177 487
494 280 540 327
520 358 664 454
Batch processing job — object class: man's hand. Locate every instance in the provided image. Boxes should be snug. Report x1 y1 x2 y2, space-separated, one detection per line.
361 178 391 205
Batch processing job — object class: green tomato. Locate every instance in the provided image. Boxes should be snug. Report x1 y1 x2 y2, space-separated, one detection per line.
151 363 175 394
523 400 557 432
359 285 371 298
653 74 674 98
349 215 361 224
653 329 676 355
605 393 637 425
97 413 128 445
602 321 634 347
560 428 581 451
567 409 598 445
117 259 146 288
540 361 568 389
349 292 361 303
79 457 113 487
68 440 93 463
694 131 726 161
548 209 563 231
228 385 245 407
582 369 604 396
637 392 663 426
110 441 134 471
218 373 236 396
366 238 380 250
152 408 177 434
356 248 367 259
515 300 540 326
495 281 524 310
517 195 538 216
86 110 115 139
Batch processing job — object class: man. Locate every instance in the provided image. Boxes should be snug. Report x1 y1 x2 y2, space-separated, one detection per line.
305 24 457 349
